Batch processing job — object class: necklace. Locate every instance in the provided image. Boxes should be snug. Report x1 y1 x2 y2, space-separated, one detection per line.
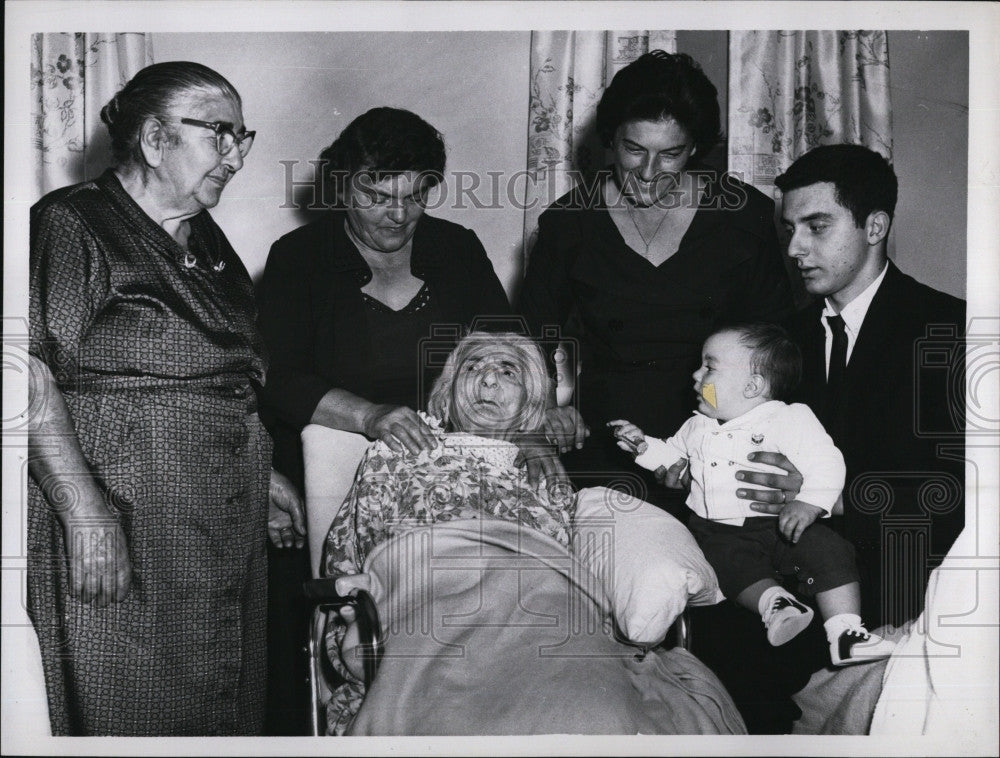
626 202 672 255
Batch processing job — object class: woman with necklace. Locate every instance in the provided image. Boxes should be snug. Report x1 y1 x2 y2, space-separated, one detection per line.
518 52 808 733
519 50 794 512
258 107 514 503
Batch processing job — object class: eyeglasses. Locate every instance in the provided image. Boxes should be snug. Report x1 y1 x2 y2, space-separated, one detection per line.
180 118 256 157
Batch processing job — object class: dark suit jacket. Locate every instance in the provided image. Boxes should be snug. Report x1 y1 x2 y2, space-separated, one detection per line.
257 211 511 486
786 261 965 625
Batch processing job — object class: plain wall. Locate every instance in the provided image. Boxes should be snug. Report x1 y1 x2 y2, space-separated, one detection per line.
888 30 968 300
149 31 968 300
152 32 531 293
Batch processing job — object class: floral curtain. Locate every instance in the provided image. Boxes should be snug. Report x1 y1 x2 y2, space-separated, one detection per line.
522 30 677 266
727 31 892 194
32 33 153 197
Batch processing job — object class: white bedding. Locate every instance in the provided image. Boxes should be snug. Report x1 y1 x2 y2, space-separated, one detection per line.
792 527 999 747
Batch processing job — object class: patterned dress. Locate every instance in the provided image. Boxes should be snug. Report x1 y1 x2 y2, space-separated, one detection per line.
27 170 272 735
322 419 575 733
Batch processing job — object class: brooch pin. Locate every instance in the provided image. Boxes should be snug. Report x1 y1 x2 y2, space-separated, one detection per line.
212 260 226 273
183 253 197 269
751 433 764 445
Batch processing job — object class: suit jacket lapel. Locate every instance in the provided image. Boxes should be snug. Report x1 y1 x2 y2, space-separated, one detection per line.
846 262 901 383
796 301 827 412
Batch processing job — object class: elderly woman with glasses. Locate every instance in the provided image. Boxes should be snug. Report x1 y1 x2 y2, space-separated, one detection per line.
27 61 303 736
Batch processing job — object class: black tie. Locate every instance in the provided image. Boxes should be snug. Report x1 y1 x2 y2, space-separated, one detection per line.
824 314 848 433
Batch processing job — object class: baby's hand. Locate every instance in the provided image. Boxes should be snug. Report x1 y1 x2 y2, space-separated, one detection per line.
607 420 648 456
777 501 825 544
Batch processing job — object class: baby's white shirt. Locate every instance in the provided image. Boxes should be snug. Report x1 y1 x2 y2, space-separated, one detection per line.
634 400 845 525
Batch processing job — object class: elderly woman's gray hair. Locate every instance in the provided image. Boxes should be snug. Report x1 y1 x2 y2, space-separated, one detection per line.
100 61 242 166
427 332 550 434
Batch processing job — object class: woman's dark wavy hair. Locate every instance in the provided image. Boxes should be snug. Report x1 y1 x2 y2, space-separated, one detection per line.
100 61 242 167
596 50 723 159
319 107 446 203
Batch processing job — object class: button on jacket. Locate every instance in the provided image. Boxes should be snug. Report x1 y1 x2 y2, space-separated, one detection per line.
635 401 845 525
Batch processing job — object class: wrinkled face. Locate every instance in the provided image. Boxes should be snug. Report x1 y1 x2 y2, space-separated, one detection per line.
691 331 757 422
612 118 697 207
450 343 531 439
344 171 429 253
162 90 245 213
781 182 876 302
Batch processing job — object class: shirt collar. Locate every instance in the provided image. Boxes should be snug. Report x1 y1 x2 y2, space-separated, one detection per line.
695 400 786 429
821 262 889 336
443 433 520 469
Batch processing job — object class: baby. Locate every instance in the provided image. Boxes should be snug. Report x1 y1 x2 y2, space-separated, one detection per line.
609 323 894 666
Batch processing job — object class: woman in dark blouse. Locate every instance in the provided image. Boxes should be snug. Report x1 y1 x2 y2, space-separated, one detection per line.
256 107 511 732
258 107 511 487
518 51 817 733
519 51 794 512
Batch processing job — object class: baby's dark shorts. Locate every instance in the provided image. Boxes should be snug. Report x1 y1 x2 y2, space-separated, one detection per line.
687 514 860 600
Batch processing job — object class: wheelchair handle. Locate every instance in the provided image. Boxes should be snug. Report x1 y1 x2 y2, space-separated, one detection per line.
302 578 384 689
302 576 352 602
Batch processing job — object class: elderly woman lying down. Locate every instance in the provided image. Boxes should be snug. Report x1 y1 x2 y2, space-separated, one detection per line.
321 332 738 735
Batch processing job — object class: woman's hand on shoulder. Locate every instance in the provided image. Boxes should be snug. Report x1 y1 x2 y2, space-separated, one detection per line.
362 404 439 456
513 431 574 503
542 406 589 454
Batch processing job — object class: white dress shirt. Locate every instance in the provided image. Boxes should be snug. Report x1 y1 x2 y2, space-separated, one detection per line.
634 400 846 525
821 262 889 375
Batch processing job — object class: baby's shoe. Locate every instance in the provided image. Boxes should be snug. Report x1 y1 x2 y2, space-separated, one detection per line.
762 594 814 646
830 625 896 666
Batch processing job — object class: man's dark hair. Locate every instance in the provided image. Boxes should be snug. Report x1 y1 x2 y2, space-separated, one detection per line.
775 143 898 229
716 322 802 402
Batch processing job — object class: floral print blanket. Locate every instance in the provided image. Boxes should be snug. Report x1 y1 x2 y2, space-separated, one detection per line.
322 421 575 733
323 422 574 578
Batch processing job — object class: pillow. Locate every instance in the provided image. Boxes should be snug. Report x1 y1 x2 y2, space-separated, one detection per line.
572 486 723 647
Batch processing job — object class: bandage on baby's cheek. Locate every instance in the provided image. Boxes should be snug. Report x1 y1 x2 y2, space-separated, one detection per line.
701 383 717 408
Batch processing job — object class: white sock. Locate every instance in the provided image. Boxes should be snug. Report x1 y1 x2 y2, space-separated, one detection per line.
824 613 863 643
757 585 791 617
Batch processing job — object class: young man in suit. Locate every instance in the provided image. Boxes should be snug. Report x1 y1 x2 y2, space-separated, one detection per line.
756 144 966 628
